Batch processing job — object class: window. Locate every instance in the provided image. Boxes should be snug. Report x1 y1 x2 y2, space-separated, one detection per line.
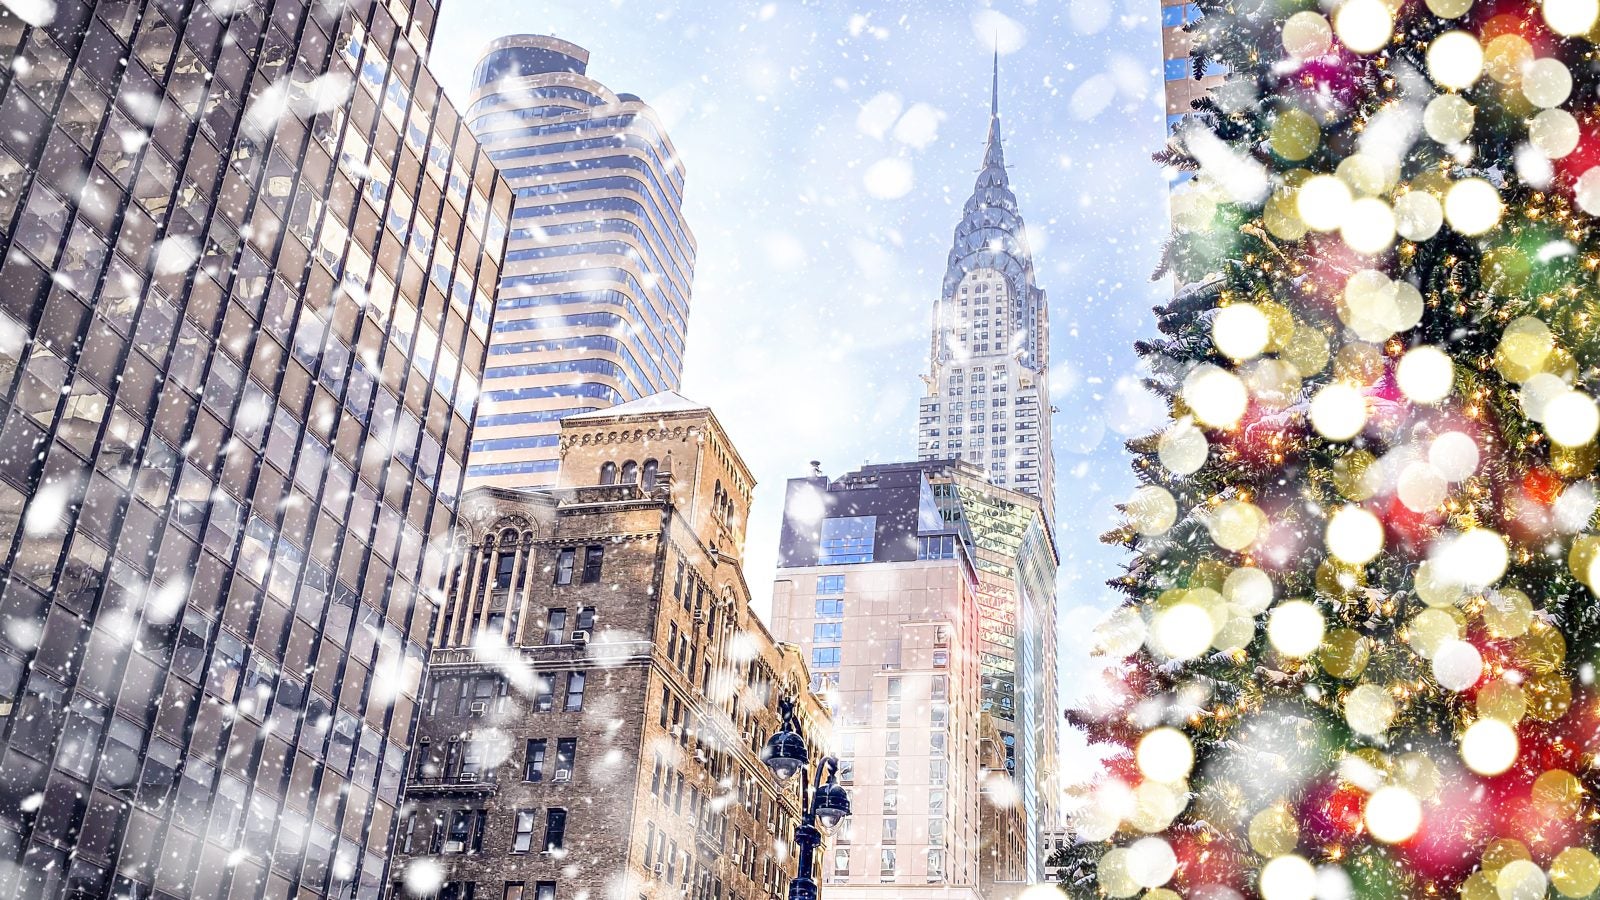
817 575 845 594
834 849 849 876
641 458 659 489
815 598 844 617
536 884 556 900
544 809 567 851
555 738 576 779
887 677 902 700
811 647 841 668
880 849 896 876
513 812 536 853
883 790 898 814
525 740 546 782
554 549 575 585
544 608 567 645
886 734 900 757
564 673 585 711
576 606 596 632
819 516 876 564
917 534 957 560
813 623 843 642
444 810 474 853
495 553 517 588
928 849 945 880
535 676 554 712
620 460 638 483
599 462 617 484
1164 57 1188 80
581 546 603 583
885 760 899 783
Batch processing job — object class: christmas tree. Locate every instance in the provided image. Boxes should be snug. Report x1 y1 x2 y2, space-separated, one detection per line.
1061 0 1600 896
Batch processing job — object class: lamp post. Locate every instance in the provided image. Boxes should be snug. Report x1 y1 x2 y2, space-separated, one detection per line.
762 697 850 900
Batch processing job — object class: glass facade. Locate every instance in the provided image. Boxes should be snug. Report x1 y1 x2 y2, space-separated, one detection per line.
0 1 510 897
462 35 696 490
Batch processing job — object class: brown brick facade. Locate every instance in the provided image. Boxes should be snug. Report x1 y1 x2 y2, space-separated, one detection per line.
388 395 829 900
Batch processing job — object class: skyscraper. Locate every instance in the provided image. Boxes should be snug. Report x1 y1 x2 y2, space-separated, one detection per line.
772 462 993 898
1161 0 1225 183
389 391 829 900
916 58 1054 522
461 35 696 490
771 458 1059 896
0 2 510 897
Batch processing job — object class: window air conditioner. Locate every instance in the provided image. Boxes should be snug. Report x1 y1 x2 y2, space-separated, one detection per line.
552 769 572 783
468 701 488 716
571 630 590 645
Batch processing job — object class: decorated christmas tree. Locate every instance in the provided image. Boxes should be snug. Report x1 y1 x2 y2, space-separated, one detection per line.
1061 0 1600 895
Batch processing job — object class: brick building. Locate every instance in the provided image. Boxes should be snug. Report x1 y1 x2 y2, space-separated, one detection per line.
389 392 829 900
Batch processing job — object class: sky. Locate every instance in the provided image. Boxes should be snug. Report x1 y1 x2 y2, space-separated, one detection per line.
429 0 1176 724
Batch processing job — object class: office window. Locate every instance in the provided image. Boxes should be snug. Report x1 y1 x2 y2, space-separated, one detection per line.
928 849 945 880
819 516 876 564
544 608 567 645
545 809 567 851
513 811 536 853
564 672 585 711
834 849 849 876
811 647 841 668
582 545 604 583
883 789 898 814
816 598 844 617
880 849 896 875
817 575 845 594
555 738 576 779
885 760 899 783
525 740 546 782
1164 57 1187 81
554 549 575 585
917 534 958 560
886 734 900 757
813 623 843 642
886 677 902 700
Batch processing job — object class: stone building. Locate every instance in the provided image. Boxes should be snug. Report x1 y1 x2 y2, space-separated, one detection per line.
389 392 829 900
771 462 991 899
772 459 1058 897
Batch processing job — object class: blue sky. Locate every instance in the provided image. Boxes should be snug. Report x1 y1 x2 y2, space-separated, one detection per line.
431 0 1176 714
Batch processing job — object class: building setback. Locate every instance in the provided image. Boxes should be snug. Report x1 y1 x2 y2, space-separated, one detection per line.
390 391 829 900
461 35 696 490
0 1 513 897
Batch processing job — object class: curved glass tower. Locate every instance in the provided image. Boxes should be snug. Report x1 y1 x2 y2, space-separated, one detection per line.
464 36 696 488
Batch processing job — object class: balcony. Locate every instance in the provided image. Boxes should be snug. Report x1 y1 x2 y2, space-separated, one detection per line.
405 773 499 796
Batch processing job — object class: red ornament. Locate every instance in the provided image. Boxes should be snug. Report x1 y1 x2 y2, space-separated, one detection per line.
1522 467 1563 505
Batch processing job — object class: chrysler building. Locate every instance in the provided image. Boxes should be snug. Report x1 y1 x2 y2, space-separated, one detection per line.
917 59 1056 521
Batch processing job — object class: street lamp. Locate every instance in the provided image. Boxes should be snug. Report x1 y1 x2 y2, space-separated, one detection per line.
762 696 850 900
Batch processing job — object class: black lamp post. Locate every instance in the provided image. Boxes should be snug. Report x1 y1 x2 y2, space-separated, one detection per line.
762 697 850 900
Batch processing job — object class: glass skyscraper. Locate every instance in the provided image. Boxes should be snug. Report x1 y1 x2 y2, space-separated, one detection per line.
461 35 696 489
0 1 510 897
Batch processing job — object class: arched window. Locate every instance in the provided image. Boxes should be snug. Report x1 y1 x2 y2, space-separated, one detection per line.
620 461 639 484
599 462 617 485
641 459 658 489
713 481 724 518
